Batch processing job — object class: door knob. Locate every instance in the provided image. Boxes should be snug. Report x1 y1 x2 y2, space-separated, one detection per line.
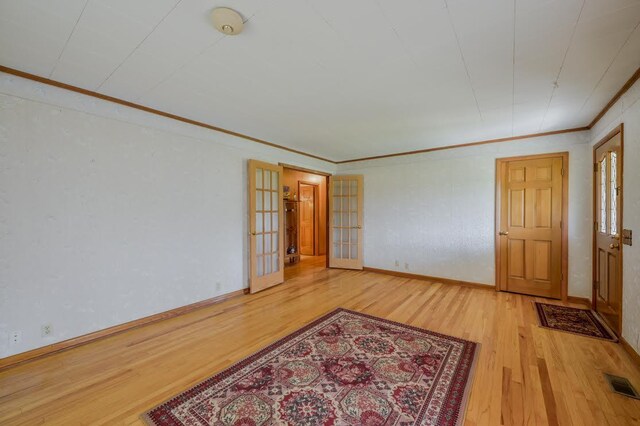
498 231 509 236
609 242 620 249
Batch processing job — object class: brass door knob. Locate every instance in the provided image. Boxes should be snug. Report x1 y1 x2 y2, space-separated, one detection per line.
609 242 620 249
498 231 509 236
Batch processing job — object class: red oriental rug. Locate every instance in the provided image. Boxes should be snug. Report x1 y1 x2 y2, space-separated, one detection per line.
142 308 479 426
534 302 618 342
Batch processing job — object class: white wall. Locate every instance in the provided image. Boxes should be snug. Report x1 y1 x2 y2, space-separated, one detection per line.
590 77 640 355
0 72 336 358
338 132 593 298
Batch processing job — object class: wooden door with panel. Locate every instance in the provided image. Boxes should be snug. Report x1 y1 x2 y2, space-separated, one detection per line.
593 128 623 335
497 154 566 299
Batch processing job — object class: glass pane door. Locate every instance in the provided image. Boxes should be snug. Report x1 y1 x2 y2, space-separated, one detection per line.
329 175 363 270
249 160 284 293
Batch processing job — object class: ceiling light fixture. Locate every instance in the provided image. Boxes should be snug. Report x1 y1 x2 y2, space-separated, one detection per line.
211 8 244 35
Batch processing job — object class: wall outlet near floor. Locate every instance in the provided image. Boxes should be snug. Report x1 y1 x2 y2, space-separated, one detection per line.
394 260 399 267
10 331 22 345
215 281 222 292
41 324 53 337
404 262 409 270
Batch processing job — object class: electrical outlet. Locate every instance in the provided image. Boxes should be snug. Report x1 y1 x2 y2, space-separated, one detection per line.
215 282 222 292
404 262 409 270
10 331 21 345
41 324 53 337
394 260 399 267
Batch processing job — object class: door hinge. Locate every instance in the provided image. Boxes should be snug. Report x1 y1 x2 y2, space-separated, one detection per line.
594 163 598 172
561 168 565 176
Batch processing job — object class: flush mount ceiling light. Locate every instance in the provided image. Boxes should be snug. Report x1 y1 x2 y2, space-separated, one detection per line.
211 7 244 35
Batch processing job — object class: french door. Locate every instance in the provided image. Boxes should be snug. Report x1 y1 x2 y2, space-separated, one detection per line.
593 126 623 336
248 160 284 293
329 175 363 269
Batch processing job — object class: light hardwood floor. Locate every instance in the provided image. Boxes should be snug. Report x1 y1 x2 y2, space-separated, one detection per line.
1 256 639 425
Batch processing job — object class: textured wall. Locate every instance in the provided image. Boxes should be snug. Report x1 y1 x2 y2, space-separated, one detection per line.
590 77 640 355
0 73 335 358
338 132 593 297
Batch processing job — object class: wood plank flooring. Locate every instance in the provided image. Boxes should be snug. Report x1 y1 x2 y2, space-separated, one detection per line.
1 256 639 425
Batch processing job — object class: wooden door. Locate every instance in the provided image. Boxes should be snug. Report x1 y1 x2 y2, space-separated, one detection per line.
248 160 284 293
299 184 315 255
329 175 363 269
593 127 623 335
496 154 567 299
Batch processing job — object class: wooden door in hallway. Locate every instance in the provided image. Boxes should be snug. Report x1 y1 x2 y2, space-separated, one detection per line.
299 183 315 255
496 153 568 299
248 160 284 293
593 126 623 336
329 175 364 270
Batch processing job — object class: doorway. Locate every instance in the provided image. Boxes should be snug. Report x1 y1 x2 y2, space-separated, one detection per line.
495 152 568 299
592 125 623 336
282 165 329 280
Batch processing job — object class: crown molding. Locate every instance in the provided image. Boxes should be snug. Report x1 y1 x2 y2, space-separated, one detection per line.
588 66 640 129
336 127 589 164
0 65 336 164
2 64 638 165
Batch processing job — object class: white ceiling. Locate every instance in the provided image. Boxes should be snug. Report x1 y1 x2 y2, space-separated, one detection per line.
1 0 639 162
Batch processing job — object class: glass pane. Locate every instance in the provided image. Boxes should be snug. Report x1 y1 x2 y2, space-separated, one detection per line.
256 213 263 233
350 196 357 212
333 244 341 259
257 235 263 255
333 212 341 227
264 170 271 190
272 232 279 252
610 152 617 235
256 168 263 189
342 244 350 259
257 256 263 277
272 192 279 212
265 254 272 274
350 180 358 195
350 244 358 260
264 190 271 211
265 212 271 232
271 171 278 191
351 229 358 244
333 180 341 196
272 212 279 232
272 254 279 273
333 196 341 212
333 228 340 242
342 180 350 196
265 233 272 254
342 230 349 243
256 190 263 211
600 157 607 234
350 212 358 227
342 213 349 227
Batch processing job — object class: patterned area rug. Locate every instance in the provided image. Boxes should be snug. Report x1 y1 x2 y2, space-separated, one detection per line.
534 302 618 342
142 308 479 426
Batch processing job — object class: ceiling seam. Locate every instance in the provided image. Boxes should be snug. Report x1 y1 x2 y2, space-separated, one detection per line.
538 0 586 131
578 18 640 116
95 0 184 91
443 0 483 122
48 0 90 79
511 0 517 136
